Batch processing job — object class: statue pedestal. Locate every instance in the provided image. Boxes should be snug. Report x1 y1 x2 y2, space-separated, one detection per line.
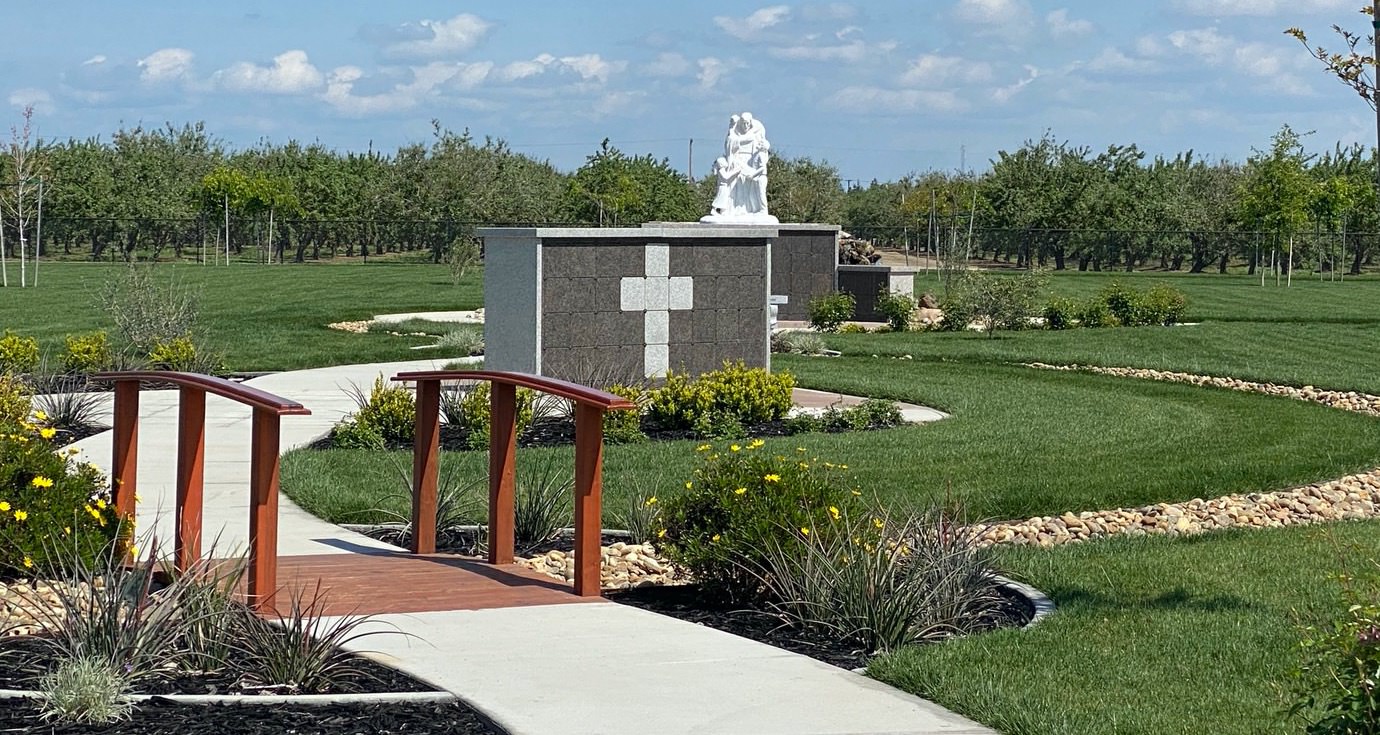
699 213 780 225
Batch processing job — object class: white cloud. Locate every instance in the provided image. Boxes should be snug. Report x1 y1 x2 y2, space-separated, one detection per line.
137 48 194 84
1162 26 1314 94
953 0 1031 26
827 86 968 113
714 5 791 41
801 3 857 21
82 55 106 66
557 54 624 84
899 54 993 87
991 65 1039 102
767 39 896 63
1086 47 1157 73
8 88 54 114
1173 0 1348 17
1046 9 1093 38
697 57 741 91
383 14 491 59
496 59 547 82
215 50 323 94
644 52 692 77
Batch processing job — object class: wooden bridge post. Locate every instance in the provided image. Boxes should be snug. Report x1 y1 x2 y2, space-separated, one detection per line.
247 408 281 612
111 380 140 522
488 382 517 565
411 379 441 555
572 403 605 597
175 386 206 571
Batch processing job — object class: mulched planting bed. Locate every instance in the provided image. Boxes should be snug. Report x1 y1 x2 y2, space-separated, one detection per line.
607 582 1035 670
0 636 504 734
358 526 625 558
0 698 502 734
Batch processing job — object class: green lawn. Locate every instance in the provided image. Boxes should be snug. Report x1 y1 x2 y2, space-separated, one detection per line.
868 521 1380 735
282 357 1380 525
0 261 481 371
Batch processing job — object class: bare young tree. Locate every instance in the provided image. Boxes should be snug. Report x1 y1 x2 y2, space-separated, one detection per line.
1 106 45 287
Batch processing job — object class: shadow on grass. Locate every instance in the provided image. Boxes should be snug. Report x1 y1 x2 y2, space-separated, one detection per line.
1046 585 1259 615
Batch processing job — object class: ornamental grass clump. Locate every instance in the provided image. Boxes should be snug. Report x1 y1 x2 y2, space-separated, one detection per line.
658 441 863 604
38 655 133 725
0 405 122 575
747 505 1003 654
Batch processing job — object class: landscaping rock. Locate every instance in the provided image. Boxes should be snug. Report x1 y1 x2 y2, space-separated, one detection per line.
515 542 683 588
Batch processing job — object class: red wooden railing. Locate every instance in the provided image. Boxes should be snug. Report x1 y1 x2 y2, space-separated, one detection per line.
94 372 311 611
392 370 637 597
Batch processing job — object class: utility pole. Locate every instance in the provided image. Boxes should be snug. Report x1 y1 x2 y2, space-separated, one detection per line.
688 138 694 182
1373 0 1379 273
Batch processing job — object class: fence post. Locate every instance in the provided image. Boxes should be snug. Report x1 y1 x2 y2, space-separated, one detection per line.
411 379 441 555
572 403 605 597
175 386 206 571
247 408 281 612
488 382 517 565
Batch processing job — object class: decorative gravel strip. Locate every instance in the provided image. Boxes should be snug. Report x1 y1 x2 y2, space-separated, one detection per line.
0 580 96 637
326 319 373 333
1025 362 1380 417
516 542 682 589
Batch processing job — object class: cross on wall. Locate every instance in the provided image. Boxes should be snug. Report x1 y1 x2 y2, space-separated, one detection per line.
620 244 693 378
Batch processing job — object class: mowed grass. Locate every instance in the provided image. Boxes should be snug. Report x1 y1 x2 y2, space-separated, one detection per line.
282 357 1380 526
854 273 1380 393
0 261 481 371
868 521 1380 735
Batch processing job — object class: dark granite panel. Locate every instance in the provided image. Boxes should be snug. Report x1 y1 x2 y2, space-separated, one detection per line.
543 240 646 279
692 309 718 343
592 276 624 313
543 276 600 314
595 311 643 347
669 310 695 343
838 270 887 322
542 244 595 279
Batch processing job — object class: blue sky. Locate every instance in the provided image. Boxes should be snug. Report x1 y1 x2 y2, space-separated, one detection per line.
4 1 1372 181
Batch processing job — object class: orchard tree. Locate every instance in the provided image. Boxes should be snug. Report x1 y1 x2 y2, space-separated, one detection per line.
1 106 47 286
1239 126 1316 285
566 140 699 225
766 153 844 224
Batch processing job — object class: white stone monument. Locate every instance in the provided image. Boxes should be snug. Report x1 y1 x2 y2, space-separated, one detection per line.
701 112 779 225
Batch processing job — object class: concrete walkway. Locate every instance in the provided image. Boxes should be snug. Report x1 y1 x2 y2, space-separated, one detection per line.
70 360 985 735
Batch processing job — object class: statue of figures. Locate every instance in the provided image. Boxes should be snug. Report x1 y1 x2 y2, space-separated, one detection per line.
701 111 779 224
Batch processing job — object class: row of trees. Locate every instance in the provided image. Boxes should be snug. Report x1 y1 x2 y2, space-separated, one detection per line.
1 111 1377 273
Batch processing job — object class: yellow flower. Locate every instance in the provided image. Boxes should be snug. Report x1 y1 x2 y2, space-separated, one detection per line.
730 444 741 452
13 510 28 522
798 462 810 469
748 439 765 449
63 526 71 535
131 546 139 557
800 526 811 536
764 474 781 483
38 427 56 440
685 481 693 489
796 447 807 453
851 490 862 496
644 496 658 506
31 476 53 489
711 534 721 542
95 499 107 510
828 506 841 520
657 529 667 539
696 444 712 452
22 557 33 569
733 487 747 495
32 410 47 421
0 501 9 512
872 517 884 529
839 464 849 470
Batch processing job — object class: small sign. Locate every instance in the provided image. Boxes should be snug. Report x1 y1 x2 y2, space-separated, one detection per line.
768 295 789 305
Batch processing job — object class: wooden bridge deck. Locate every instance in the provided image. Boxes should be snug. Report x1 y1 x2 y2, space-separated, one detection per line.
266 552 595 617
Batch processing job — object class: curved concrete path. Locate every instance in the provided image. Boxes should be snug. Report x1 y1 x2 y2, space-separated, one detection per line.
70 360 984 735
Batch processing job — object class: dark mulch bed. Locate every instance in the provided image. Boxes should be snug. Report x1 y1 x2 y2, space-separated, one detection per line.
359 526 625 558
0 698 501 734
0 636 503 734
607 581 1035 670
0 636 427 695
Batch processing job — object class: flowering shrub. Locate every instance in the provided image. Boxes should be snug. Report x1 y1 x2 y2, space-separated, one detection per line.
335 375 417 449
1289 563 1380 734
62 332 114 374
0 331 40 375
658 441 862 603
0 375 31 427
147 337 199 371
646 362 795 432
602 384 646 444
0 409 122 576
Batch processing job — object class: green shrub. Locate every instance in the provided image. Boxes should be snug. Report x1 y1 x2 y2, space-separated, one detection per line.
0 374 31 427
1098 281 1143 326
447 382 536 450
771 331 827 355
338 375 416 448
0 331 40 375
612 488 664 545
782 412 827 434
838 323 869 334
147 337 199 371
658 443 862 603
1141 284 1188 326
808 292 856 333
1077 298 1117 328
1042 297 1079 330
61 332 114 374
647 362 795 433
940 271 1045 337
0 413 122 576
874 289 917 332
826 399 904 432
1288 562 1380 734
603 384 646 444
96 263 201 354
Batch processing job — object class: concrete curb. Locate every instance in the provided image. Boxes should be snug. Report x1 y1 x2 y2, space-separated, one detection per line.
994 574 1057 628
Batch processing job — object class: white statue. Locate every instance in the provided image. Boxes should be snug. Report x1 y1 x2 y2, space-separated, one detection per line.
701 111 779 224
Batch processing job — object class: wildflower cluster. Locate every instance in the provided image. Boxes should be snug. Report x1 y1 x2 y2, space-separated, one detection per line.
0 407 122 576
657 439 863 603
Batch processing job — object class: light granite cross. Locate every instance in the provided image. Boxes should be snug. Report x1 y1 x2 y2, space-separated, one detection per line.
620 243 693 378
